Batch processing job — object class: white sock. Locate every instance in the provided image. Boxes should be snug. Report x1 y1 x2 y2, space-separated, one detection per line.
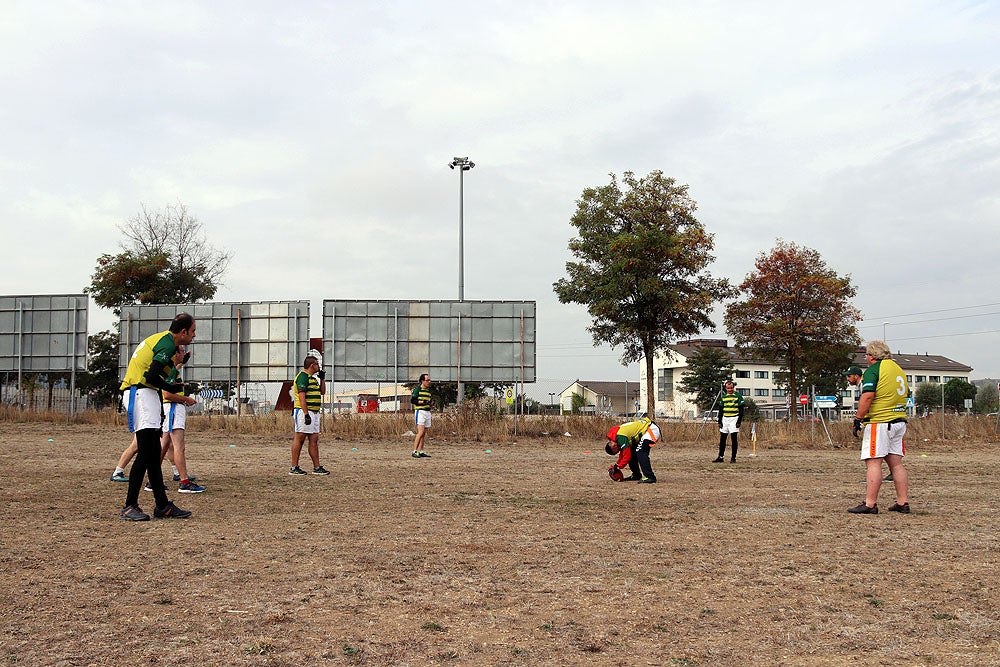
114 467 125 475
172 465 180 476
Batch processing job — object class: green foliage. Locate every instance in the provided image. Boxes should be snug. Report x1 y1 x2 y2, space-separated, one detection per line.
676 346 734 411
553 170 733 416
943 378 976 411
742 396 761 422
76 330 120 409
85 203 230 315
913 382 941 413
571 392 587 414
973 383 998 414
724 240 861 414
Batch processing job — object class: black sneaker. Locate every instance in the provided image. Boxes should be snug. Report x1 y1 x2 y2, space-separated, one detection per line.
417 451 431 458
624 474 642 481
638 477 657 484
144 482 169 492
153 502 192 519
712 457 724 463
411 451 420 458
883 473 894 482
847 502 878 514
312 466 330 475
289 466 307 475
119 504 150 521
888 502 910 513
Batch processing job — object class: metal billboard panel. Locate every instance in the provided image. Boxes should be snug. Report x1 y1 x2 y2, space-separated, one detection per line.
323 300 536 384
120 301 310 383
0 294 88 372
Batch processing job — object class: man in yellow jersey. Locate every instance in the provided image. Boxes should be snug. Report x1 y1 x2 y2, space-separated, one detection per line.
118 313 197 521
848 340 910 515
714 380 744 462
289 355 328 475
605 417 653 481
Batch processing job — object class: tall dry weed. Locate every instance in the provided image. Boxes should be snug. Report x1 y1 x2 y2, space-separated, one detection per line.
3 409 996 449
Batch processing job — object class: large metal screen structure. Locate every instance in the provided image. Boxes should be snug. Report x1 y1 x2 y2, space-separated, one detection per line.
119 301 310 384
0 294 88 414
323 300 535 384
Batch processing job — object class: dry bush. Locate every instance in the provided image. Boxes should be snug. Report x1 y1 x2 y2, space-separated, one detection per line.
3 408 997 449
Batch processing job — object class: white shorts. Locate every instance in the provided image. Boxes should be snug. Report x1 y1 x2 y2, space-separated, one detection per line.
294 408 320 434
162 402 187 432
719 416 739 434
124 387 163 432
415 410 432 428
860 422 907 460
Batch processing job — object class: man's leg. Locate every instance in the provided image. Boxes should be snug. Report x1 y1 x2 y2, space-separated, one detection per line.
716 433 726 461
307 433 321 468
291 432 306 468
863 457 883 507
730 433 739 461
172 429 189 480
886 453 908 505
414 424 426 453
127 428 168 508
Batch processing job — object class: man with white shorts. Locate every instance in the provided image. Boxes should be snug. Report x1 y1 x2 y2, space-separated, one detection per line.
411 374 432 458
289 355 328 475
161 346 203 493
848 340 911 515
118 313 197 521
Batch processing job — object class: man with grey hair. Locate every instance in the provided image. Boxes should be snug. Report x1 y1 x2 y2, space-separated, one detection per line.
848 341 910 514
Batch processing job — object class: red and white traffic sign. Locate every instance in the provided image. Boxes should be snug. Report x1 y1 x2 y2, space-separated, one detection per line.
798 395 808 405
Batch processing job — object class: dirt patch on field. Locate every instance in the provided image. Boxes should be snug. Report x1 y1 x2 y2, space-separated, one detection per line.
1 422 998 666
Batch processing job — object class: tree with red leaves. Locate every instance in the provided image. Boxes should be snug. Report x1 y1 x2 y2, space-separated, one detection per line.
724 240 861 418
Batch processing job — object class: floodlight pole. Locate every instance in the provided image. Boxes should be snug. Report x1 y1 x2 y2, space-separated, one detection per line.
449 156 475 406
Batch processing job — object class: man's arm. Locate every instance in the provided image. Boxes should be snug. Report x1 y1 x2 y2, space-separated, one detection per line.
855 391 874 421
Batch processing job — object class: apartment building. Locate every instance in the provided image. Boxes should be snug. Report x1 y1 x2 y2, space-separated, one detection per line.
640 339 973 420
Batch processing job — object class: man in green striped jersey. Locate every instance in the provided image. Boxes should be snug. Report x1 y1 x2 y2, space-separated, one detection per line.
290 355 329 475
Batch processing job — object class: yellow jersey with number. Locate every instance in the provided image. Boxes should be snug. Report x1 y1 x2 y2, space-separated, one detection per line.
861 358 908 423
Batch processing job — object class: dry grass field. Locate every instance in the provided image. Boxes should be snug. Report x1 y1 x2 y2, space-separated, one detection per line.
1 415 998 666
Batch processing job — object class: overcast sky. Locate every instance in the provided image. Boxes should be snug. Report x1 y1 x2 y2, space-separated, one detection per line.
2 1 998 400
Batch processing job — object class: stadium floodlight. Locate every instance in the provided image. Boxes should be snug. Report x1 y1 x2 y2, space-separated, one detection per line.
448 156 475 405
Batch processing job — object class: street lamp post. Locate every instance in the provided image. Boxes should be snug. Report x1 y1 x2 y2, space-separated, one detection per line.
449 156 475 406
549 392 555 414
883 321 889 343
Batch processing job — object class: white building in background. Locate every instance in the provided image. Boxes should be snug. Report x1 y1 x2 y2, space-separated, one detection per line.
640 338 974 420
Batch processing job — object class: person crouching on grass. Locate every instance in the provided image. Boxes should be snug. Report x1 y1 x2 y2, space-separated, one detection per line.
606 417 659 483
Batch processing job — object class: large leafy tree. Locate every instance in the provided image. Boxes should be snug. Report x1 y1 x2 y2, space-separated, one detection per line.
724 240 861 417
86 203 230 315
76 330 120 409
553 171 734 416
973 382 998 414
943 378 977 411
913 382 940 414
676 345 735 411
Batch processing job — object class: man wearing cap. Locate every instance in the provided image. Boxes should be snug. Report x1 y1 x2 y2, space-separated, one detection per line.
848 340 910 515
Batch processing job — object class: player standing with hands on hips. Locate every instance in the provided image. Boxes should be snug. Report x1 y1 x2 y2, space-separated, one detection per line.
411 374 432 458
848 340 910 514
289 355 329 475
714 380 744 463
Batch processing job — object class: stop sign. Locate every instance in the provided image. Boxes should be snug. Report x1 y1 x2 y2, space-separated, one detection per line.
798 395 808 405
